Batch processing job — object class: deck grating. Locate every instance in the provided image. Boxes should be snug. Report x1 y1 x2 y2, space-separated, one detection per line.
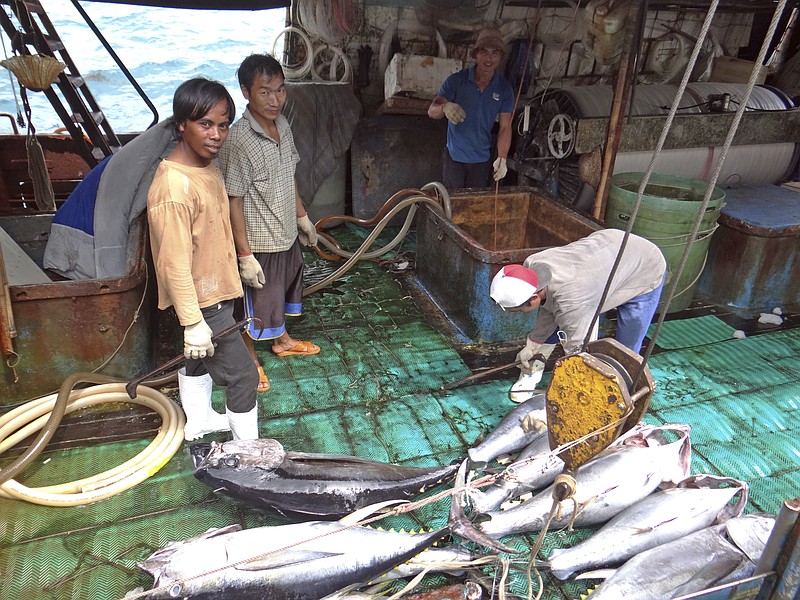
1 225 798 599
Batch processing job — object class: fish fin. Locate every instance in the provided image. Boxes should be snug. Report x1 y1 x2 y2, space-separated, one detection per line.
544 552 575 580
574 568 616 580
579 582 603 599
235 549 341 571
338 499 410 526
449 459 521 555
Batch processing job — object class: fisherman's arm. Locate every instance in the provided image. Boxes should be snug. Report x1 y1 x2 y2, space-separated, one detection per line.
148 201 202 326
294 181 317 247
493 112 513 181
229 195 265 289
428 95 448 120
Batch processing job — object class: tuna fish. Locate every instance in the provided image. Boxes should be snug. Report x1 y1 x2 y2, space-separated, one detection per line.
583 513 776 599
190 439 460 517
137 503 449 600
467 394 547 468
475 423 692 539
468 433 564 514
547 474 748 579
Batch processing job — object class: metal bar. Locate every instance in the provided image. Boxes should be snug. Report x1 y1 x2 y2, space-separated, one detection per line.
756 498 800 600
576 111 800 154
125 317 260 399
68 0 159 130
592 2 641 221
441 360 521 391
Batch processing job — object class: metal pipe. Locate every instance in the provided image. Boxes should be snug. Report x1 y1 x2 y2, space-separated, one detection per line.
754 497 800 599
68 0 159 129
441 360 521 391
125 317 260 399
0 240 18 382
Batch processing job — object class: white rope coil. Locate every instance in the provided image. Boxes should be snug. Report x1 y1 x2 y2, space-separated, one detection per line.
0 383 185 506
273 26 314 80
311 43 352 82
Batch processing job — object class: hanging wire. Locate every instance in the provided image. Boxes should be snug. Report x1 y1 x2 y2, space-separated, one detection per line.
0 19 24 127
580 0 721 354
633 0 789 387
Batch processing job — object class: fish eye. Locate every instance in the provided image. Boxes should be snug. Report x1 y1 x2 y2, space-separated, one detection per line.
168 584 182 597
223 456 240 467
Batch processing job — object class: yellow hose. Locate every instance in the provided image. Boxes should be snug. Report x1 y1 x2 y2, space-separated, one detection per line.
0 383 185 506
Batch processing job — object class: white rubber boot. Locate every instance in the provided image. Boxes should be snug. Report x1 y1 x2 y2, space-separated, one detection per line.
178 367 231 441
509 370 542 403
227 406 259 440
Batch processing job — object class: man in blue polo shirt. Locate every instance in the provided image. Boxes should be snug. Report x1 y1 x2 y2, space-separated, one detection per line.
428 28 514 189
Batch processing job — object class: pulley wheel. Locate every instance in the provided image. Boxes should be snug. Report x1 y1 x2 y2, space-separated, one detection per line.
545 338 655 470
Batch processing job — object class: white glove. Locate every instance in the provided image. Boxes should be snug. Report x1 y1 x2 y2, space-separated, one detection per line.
443 102 466 125
237 254 265 289
493 157 507 181
516 339 556 373
184 319 214 360
297 214 318 247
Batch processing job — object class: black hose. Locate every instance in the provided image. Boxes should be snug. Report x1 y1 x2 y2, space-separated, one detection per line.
0 372 119 485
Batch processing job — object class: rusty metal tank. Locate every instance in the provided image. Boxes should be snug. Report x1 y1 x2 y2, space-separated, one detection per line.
0 213 159 408
414 186 602 344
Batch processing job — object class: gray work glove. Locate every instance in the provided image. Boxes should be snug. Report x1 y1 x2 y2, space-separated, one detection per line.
297 214 318 247
184 319 214 360
443 102 466 125
237 253 265 289
493 157 507 181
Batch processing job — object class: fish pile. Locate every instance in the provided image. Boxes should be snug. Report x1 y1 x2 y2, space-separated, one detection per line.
451 412 777 600
133 393 778 599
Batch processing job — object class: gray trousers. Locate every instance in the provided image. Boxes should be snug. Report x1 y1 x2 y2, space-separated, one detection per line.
184 299 259 413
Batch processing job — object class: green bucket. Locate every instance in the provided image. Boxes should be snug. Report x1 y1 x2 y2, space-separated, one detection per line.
607 172 725 314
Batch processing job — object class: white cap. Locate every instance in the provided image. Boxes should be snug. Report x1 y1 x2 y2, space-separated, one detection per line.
490 264 539 308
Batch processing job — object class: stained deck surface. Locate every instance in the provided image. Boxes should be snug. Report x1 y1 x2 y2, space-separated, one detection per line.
1 224 798 600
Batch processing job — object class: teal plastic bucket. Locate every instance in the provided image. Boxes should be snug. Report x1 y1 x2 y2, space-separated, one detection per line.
607 172 725 314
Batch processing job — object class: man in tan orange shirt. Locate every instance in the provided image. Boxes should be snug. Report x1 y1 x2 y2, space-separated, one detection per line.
148 77 259 440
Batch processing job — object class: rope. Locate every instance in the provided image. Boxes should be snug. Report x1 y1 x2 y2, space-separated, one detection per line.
634 0 788 387
20 86 56 212
493 1 542 250
580 0 721 354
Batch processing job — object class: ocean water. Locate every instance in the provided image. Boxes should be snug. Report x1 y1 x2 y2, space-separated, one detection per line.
0 0 287 133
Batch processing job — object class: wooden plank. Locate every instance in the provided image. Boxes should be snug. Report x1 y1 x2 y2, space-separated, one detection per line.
377 96 431 116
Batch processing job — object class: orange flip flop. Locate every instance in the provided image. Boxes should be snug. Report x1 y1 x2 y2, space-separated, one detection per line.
256 364 270 392
273 340 320 357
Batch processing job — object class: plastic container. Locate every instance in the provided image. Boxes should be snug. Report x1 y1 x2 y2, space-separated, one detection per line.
606 172 725 314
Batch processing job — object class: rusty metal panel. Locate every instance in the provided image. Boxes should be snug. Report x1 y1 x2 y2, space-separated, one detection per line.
414 187 601 344
0 215 159 407
695 185 800 314
575 111 800 154
351 115 447 224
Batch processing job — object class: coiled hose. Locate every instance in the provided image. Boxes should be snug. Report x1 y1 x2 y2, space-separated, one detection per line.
305 182 451 296
0 373 184 506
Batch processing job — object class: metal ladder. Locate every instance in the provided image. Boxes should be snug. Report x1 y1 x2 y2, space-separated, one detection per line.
0 0 121 166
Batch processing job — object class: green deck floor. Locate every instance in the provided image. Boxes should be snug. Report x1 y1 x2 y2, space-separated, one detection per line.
1 228 799 600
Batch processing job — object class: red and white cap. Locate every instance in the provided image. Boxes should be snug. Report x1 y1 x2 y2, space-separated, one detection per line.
490 264 538 309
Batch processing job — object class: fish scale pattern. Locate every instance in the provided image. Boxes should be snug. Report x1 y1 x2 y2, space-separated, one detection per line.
0 224 798 600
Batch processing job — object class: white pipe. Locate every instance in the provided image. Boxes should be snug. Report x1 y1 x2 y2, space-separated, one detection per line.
0 383 185 506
